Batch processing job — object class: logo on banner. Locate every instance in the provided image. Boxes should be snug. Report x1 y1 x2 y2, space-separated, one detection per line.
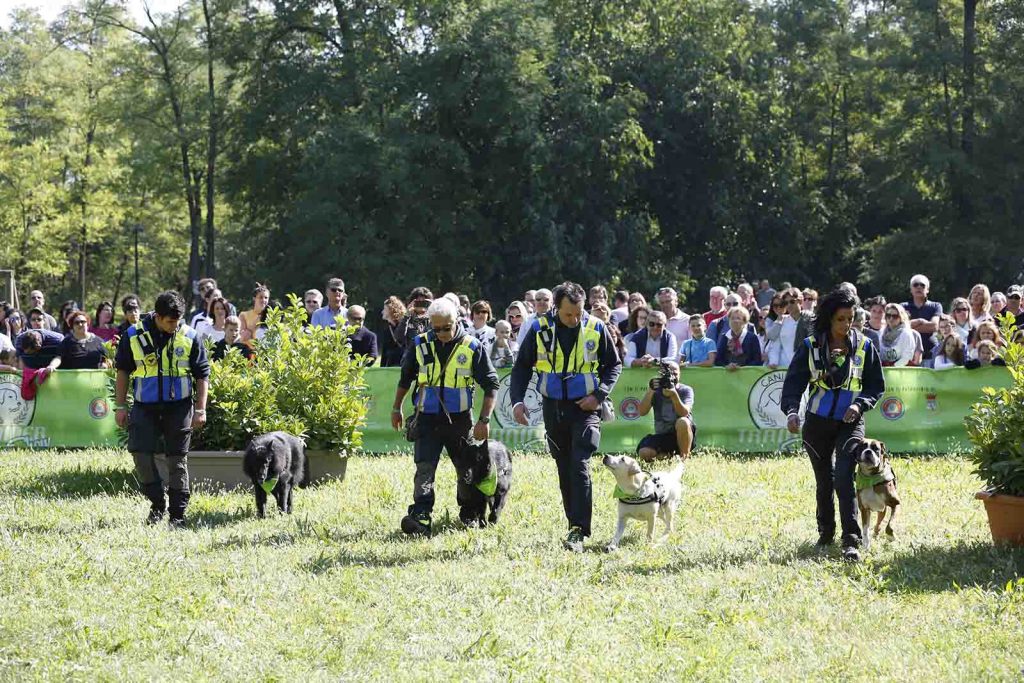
0 374 35 429
748 370 804 429
494 373 544 428
89 398 110 420
619 397 642 420
926 392 938 411
881 397 905 420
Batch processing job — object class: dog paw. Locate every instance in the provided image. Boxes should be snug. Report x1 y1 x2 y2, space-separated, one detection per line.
885 528 895 538
605 544 619 553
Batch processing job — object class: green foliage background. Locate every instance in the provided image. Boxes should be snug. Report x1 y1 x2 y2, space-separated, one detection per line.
2 0 1022 313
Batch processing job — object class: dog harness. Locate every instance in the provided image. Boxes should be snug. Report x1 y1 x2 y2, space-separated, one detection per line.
855 463 895 492
261 477 278 494
532 313 603 400
613 473 668 505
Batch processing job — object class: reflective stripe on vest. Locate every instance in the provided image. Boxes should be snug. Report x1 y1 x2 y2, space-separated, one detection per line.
414 334 477 414
804 334 868 418
532 313 602 400
128 322 197 403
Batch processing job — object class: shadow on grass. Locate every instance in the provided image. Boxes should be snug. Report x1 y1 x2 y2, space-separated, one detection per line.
3 465 137 499
210 527 373 551
612 541 828 575
882 541 1024 593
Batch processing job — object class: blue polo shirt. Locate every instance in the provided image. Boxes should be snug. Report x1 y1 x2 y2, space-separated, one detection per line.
310 305 348 329
680 336 717 365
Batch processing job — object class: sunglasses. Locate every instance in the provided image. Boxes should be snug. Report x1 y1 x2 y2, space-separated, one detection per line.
412 299 431 308
432 325 452 334
954 307 968 312
304 299 319 305
912 282 926 288
648 322 664 328
885 313 901 319
508 314 523 319
350 317 364 324
329 287 344 293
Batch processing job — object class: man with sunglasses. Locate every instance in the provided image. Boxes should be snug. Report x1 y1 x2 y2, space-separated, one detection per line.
901 274 942 365
391 298 499 536
510 281 622 552
517 288 553 347
1006 285 1024 329
623 310 678 367
311 277 348 328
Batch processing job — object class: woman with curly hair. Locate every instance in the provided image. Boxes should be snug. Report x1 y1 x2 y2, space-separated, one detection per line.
781 287 885 562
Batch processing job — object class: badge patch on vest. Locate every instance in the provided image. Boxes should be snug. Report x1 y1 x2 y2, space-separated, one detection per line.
852 353 863 366
175 346 185 357
144 355 158 367
457 353 468 364
585 340 596 351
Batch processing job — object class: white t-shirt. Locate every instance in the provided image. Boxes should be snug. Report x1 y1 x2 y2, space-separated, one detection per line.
610 306 629 326
0 332 13 355
664 310 691 343
194 320 225 342
769 315 798 368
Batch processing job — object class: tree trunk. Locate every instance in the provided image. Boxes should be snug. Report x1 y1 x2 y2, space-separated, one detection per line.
959 0 977 225
202 0 217 279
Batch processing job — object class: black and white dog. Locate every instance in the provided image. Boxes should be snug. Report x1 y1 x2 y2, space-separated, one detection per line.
242 431 306 517
451 439 513 527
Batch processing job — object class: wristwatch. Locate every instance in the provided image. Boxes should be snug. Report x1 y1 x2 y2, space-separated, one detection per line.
478 416 490 424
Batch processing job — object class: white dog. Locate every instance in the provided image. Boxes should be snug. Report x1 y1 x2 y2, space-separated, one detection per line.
602 454 684 551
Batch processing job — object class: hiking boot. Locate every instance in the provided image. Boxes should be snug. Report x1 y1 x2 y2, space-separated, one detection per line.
146 507 165 525
562 526 584 553
841 545 861 562
815 533 834 548
401 512 432 536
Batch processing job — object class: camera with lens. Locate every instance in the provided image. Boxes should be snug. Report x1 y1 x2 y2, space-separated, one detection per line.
648 358 676 392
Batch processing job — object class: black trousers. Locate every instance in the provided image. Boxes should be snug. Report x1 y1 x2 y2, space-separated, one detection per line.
801 412 864 545
128 399 193 519
411 412 475 516
542 399 602 537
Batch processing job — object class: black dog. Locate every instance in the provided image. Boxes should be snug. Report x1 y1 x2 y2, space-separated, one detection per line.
242 431 306 517
451 439 512 527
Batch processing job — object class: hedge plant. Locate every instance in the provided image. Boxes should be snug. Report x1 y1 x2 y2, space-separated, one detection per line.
964 314 1024 497
196 295 368 453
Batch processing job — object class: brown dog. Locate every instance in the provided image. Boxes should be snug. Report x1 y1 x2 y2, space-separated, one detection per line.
850 438 900 548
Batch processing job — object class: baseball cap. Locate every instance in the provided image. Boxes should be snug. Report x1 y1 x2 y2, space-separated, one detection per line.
1007 285 1023 298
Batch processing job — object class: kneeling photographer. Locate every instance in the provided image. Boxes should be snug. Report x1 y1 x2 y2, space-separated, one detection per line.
635 360 695 462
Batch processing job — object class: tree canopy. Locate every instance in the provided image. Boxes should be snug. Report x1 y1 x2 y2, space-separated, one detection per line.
2 0 1021 312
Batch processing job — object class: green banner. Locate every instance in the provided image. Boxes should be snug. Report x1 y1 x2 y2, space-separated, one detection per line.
1 366 1010 452
361 366 1013 453
0 370 117 449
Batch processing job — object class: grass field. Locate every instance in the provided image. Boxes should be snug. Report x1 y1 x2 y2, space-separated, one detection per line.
1 448 1022 681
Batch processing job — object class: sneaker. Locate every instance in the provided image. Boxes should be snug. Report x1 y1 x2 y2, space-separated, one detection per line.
146 507 165 525
841 545 861 562
562 526 584 553
401 512 432 536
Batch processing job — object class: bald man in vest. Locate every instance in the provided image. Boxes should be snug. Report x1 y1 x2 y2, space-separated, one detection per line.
510 281 622 552
114 290 209 528
391 297 499 535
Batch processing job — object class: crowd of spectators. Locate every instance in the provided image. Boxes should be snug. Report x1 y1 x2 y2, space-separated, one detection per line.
3 274 1021 383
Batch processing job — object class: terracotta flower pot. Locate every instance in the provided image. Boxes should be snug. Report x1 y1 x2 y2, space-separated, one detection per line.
976 491 1024 546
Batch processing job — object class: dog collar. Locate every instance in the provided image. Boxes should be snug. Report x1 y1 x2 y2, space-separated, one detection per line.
261 477 278 494
475 470 497 497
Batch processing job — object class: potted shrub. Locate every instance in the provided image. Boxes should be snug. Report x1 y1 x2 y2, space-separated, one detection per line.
964 314 1024 545
192 296 368 488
